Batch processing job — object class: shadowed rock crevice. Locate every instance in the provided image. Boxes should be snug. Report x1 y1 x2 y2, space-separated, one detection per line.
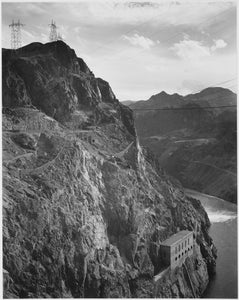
3 41 216 298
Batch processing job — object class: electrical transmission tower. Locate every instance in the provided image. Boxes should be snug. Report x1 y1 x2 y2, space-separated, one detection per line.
57 32 63 41
49 20 58 42
9 20 24 49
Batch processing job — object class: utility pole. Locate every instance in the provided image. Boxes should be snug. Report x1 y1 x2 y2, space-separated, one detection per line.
9 20 24 49
49 20 58 42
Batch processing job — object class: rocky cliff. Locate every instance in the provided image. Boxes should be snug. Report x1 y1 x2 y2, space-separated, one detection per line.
3 41 216 298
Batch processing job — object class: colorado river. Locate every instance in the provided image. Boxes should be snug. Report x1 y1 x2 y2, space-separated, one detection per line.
186 189 237 298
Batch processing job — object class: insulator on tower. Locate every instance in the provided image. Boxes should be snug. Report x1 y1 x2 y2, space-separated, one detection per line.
57 32 63 41
9 19 24 49
49 20 64 42
49 20 58 42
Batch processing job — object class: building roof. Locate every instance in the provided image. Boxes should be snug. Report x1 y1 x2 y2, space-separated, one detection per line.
161 230 193 247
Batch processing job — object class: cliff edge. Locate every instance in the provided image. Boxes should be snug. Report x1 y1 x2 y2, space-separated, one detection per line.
2 41 216 298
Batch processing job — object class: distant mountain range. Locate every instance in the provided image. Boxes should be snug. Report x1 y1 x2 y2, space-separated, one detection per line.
126 87 236 109
2 41 217 298
124 87 237 203
121 100 134 106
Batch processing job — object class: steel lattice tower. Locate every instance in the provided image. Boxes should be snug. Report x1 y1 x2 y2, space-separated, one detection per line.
57 32 63 41
9 20 24 49
49 20 58 42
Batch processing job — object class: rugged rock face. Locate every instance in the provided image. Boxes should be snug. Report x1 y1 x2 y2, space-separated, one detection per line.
127 89 237 203
154 245 209 298
3 41 216 298
3 41 135 136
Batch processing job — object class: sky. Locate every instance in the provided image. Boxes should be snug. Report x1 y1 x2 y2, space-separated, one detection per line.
1 0 237 101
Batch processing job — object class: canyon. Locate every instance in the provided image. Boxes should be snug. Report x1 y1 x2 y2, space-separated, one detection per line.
126 88 237 203
3 41 217 298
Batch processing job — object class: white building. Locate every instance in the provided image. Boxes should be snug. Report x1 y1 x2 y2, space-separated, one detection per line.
160 230 194 269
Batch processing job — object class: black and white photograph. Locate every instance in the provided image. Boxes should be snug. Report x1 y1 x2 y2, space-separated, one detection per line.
1 0 237 298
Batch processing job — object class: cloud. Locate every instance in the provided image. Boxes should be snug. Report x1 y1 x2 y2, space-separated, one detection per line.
211 39 227 51
22 29 35 39
171 37 228 60
82 1 235 28
84 1 171 26
171 39 210 60
122 33 159 49
126 1 158 8
21 29 39 45
40 33 49 43
1 1 236 100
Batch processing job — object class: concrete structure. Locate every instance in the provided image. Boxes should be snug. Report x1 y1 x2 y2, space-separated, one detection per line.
160 230 194 269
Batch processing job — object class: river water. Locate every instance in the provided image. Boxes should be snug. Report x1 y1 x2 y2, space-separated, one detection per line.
186 189 237 298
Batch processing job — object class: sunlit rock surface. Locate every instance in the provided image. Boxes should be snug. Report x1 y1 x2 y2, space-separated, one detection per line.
3 41 216 298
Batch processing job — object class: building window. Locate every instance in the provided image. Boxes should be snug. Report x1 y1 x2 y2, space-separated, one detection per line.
175 257 177 261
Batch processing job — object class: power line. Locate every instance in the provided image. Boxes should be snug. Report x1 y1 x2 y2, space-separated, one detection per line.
187 78 237 95
207 78 237 87
90 2 172 55
114 6 235 61
152 7 234 45
132 105 237 111
91 5 234 58
128 77 236 106
226 85 237 90
87 6 236 100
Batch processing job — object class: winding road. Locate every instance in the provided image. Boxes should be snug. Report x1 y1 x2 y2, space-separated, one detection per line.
190 161 236 178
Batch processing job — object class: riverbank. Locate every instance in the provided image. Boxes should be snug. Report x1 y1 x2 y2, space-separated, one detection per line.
186 189 237 298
